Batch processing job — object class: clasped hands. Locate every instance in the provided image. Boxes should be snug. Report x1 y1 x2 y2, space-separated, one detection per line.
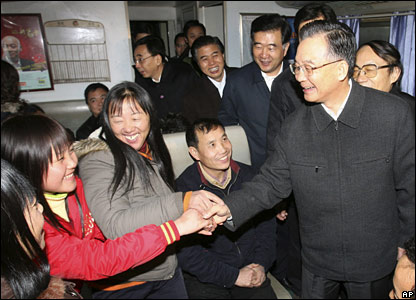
187 190 231 235
235 264 266 288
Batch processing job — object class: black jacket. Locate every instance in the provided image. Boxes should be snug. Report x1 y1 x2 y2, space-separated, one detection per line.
175 160 277 288
134 60 198 121
267 67 305 156
390 85 415 117
76 115 100 141
224 81 415 281
218 61 288 171
182 66 237 124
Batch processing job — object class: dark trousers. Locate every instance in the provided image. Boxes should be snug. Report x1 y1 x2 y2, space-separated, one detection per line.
302 265 393 299
92 267 188 299
183 272 277 299
269 196 302 295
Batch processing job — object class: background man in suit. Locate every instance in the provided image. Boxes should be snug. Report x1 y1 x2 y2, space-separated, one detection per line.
206 21 415 299
182 36 237 124
218 14 291 172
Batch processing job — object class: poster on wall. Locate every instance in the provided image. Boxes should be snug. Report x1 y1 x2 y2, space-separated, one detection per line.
1 13 54 92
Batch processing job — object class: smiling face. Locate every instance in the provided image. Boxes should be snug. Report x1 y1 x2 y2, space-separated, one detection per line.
294 34 348 108
196 44 225 82
109 99 151 151
252 30 289 76
42 145 78 194
189 125 232 179
2 36 21 61
355 45 400 93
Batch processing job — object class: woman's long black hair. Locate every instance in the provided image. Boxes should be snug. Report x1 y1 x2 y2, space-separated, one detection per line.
1 114 73 234
1 159 51 299
100 81 175 199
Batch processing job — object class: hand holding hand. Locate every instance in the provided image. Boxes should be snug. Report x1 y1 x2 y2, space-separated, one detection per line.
247 263 266 287
235 265 257 288
174 208 212 236
188 190 224 214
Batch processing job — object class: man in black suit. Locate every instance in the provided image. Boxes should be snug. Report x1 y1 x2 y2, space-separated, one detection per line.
266 4 338 296
218 14 291 172
206 21 415 299
182 36 237 124
133 35 197 129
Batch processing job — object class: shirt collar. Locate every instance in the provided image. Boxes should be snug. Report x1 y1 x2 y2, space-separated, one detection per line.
320 79 353 120
207 69 227 97
261 64 284 91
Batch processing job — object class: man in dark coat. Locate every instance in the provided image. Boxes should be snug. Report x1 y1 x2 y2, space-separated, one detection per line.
176 118 277 299
205 21 415 299
218 14 291 172
182 36 237 124
75 83 108 140
133 35 197 126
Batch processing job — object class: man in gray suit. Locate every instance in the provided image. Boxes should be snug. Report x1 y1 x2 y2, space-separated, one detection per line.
205 21 415 299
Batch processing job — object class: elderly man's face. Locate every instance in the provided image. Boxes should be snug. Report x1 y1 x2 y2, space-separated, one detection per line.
294 34 343 104
2 36 20 60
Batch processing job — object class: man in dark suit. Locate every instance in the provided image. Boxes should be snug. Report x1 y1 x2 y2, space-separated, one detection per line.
266 5 339 296
205 21 415 299
182 36 237 124
133 35 197 129
218 14 291 172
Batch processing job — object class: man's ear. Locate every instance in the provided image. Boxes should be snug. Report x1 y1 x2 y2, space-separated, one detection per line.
337 60 349 81
155 54 163 66
189 146 200 161
283 42 290 57
389 66 401 85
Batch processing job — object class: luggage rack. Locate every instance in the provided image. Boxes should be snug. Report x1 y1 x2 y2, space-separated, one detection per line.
44 19 110 84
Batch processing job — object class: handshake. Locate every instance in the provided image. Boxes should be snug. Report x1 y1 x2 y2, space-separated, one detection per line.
174 190 232 237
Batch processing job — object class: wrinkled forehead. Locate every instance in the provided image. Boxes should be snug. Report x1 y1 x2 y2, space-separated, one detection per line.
296 34 329 63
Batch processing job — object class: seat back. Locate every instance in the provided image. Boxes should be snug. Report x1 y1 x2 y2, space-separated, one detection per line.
163 125 251 178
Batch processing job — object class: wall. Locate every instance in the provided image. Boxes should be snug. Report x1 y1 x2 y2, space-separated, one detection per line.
224 1 297 67
1 1 133 103
128 6 177 57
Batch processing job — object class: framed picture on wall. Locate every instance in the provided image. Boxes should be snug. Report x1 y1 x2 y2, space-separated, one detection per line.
1 13 54 92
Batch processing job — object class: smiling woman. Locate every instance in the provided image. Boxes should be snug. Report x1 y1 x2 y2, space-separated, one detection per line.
1 113 217 296
75 81 224 299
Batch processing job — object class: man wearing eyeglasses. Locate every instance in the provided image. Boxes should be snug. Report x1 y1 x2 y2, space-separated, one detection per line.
354 40 415 117
204 21 415 299
133 35 197 127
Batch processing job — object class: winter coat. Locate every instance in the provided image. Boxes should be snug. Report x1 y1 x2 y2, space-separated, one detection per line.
45 176 182 286
176 160 276 288
75 138 184 284
224 81 415 282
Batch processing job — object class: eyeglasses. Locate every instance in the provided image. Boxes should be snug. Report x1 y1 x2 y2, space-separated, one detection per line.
353 64 393 79
134 55 153 64
290 59 343 76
